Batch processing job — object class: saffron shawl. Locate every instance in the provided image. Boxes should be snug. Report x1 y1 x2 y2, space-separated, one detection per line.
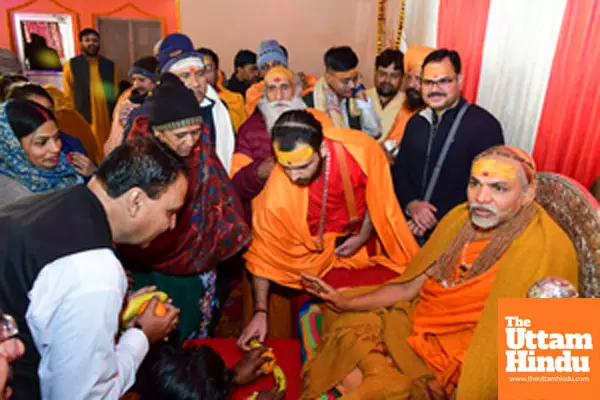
0 101 82 193
119 115 250 275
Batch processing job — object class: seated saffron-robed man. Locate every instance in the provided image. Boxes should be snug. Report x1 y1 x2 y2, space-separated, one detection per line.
237 109 419 350
301 146 578 400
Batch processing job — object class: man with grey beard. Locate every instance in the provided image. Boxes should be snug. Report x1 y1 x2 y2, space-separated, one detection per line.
302 145 577 400
230 65 318 225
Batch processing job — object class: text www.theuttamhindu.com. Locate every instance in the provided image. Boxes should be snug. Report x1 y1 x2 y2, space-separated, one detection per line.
508 376 590 383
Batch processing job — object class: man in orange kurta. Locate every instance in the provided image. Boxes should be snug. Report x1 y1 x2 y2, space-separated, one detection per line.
301 146 578 399
381 45 434 160
237 109 419 350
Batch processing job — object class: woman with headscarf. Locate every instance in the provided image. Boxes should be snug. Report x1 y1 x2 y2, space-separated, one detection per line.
119 73 250 343
6 83 97 179
0 99 82 207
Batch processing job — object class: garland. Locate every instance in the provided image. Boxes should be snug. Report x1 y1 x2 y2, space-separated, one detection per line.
376 0 407 54
394 0 406 50
376 0 386 55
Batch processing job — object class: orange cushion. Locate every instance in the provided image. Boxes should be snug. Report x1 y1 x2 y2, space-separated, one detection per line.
183 338 301 399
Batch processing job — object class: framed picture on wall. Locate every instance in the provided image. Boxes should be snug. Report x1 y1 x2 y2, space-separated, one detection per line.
11 12 76 72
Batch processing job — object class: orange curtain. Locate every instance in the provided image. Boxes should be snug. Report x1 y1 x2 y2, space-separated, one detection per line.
533 0 600 188
436 0 491 103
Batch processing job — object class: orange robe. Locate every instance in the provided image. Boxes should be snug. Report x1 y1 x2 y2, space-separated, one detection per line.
384 102 420 147
245 73 317 117
407 240 496 396
246 126 419 289
302 204 578 399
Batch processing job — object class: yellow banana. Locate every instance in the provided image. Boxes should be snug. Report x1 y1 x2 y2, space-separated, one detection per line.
272 365 286 392
247 339 286 393
121 291 169 325
249 338 262 349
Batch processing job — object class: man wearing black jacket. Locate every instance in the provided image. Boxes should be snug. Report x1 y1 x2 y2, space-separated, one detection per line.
392 49 504 243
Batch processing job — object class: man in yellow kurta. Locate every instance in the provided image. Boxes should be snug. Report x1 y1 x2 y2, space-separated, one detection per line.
62 28 118 152
197 47 247 132
366 49 406 144
237 109 419 349
301 145 578 399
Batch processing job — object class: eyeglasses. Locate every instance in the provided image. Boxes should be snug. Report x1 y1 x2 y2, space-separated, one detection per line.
0 314 18 342
420 76 457 88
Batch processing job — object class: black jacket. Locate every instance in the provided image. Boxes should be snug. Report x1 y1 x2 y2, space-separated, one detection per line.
392 97 504 221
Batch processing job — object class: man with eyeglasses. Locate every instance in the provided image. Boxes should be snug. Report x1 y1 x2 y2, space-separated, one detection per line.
303 46 382 139
122 33 236 173
197 47 247 133
392 48 504 244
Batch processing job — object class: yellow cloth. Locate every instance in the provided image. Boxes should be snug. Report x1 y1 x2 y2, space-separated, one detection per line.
365 87 406 143
245 126 419 289
218 83 247 132
302 203 578 399
62 58 118 152
43 85 102 164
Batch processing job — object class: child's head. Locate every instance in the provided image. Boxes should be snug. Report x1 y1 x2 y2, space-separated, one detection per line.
139 345 233 400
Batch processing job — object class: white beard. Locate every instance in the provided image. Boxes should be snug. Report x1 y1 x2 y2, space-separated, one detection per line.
257 96 307 135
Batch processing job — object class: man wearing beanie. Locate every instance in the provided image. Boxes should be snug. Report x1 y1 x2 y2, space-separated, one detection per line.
122 33 236 172
244 40 317 117
227 49 259 98
105 56 158 155
244 40 287 117
120 73 250 343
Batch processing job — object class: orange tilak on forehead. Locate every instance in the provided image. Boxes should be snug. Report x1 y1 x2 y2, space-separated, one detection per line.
472 159 516 180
